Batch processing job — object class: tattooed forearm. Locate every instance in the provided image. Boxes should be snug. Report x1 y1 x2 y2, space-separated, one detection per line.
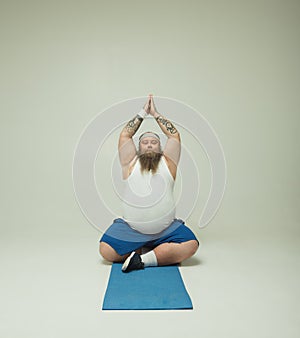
155 115 178 135
124 115 143 136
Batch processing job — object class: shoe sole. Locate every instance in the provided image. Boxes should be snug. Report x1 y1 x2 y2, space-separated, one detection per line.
122 251 135 272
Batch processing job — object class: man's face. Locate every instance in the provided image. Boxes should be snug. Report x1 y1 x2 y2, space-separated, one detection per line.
139 137 161 155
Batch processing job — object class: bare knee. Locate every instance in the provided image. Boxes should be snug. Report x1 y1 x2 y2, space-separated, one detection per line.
99 242 125 262
186 240 199 257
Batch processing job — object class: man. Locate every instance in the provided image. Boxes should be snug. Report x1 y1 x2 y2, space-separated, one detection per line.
99 94 199 272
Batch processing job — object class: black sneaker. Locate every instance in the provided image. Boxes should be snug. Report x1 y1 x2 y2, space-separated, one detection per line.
122 252 144 273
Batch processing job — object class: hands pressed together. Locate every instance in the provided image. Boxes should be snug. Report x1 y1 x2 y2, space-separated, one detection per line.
143 94 158 117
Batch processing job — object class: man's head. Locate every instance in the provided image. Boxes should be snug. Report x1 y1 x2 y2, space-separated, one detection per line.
137 131 162 174
138 131 161 155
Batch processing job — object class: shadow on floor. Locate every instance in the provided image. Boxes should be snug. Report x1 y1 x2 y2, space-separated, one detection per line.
180 256 203 267
98 255 204 267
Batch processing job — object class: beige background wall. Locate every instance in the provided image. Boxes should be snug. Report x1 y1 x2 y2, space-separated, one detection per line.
1 1 299 337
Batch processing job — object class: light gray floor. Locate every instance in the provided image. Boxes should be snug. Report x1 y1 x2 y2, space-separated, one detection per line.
1 223 299 338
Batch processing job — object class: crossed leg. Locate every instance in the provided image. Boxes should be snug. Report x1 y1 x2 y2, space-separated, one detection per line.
153 240 199 265
99 240 199 266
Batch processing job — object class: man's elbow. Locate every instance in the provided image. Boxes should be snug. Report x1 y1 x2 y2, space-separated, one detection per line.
169 131 180 141
119 130 132 139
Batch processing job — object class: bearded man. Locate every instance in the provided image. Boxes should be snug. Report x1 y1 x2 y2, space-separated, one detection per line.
99 94 199 272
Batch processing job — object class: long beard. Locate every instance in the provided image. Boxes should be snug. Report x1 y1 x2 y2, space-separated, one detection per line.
138 151 162 174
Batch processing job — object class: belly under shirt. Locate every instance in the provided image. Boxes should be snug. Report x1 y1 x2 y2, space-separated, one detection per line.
121 155 176 234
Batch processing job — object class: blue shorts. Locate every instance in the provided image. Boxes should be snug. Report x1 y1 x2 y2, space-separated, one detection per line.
99 217 199 256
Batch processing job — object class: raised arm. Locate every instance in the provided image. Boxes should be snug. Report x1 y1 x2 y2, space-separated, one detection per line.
149 95 181 168
118 97 151 168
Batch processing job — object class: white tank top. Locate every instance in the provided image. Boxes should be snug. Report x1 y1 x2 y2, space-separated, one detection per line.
121 155 176 234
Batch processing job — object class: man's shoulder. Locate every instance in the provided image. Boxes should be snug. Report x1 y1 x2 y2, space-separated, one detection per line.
161 153 171 165
128 154 139 171
161 153 177 180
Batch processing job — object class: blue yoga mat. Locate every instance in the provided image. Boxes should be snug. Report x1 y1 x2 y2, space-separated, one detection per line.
102 263 193 310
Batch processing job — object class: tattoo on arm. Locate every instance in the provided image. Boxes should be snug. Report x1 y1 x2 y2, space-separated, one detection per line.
125 115 143 135
156 116 178 135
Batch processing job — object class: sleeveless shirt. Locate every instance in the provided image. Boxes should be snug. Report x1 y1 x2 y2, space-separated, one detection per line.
121 155 176 234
